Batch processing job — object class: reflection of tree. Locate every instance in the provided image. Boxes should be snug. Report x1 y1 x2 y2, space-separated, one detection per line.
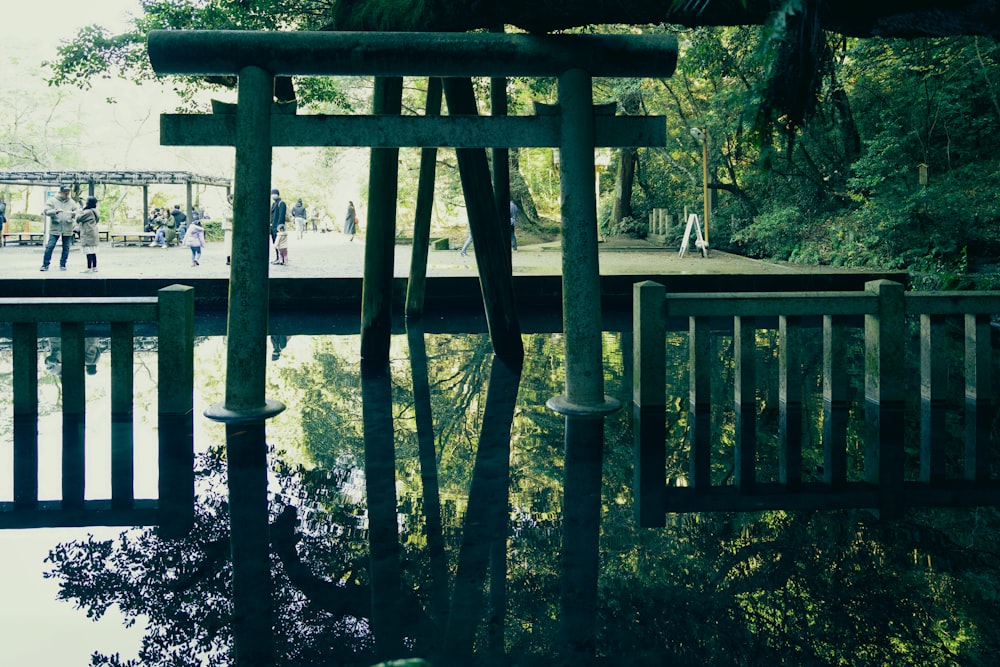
42 330 1000 665
444 355 521 661
45 448 381 666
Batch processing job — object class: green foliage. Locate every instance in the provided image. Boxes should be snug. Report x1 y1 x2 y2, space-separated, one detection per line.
45 0 349 108
45 26 149 91
601 214 647 238
202 219 224 241
730 205 802 259
682 33 1000 281
7 212 43 229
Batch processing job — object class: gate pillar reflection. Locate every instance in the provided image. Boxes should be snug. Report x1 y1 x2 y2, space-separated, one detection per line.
546 67 622 661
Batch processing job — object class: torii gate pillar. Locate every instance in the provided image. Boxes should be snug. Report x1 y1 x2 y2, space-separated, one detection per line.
204 64 285 667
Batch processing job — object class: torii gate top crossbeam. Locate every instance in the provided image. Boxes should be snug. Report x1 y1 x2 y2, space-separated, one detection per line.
148 30 678 79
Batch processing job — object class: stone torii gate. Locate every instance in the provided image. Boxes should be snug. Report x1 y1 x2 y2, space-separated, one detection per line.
148 29 677 664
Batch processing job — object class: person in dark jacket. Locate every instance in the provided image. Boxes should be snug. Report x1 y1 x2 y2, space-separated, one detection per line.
343 201 357 241
168 205 186 245
291 198 307 239
270 188 287 263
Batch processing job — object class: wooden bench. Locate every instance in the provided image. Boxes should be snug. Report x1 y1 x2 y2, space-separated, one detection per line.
111 232 157 247
2 231 110 246
71 230 111 242
2 232 45 246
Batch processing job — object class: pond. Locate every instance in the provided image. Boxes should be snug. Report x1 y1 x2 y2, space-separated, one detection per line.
1 318 998 666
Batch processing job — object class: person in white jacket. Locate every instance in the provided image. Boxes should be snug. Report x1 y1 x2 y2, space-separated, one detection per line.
40 184 79 272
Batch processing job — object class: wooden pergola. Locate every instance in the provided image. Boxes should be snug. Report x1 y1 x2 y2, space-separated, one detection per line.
0 170 232 227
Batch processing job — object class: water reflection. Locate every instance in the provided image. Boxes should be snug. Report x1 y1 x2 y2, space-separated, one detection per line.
6 323 999 666
270 335 288 361
40 337 107 377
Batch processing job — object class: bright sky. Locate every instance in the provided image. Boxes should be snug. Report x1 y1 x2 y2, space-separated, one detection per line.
2 0 239 211
7 0 139 55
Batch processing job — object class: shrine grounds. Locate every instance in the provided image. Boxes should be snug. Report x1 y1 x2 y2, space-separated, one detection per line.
0 230 905 321
0 229 844 280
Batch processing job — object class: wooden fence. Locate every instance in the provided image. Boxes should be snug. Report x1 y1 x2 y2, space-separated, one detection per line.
633 279 1000 526
0 285 194 536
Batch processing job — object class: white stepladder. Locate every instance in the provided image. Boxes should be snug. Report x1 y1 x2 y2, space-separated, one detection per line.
678 212 709 258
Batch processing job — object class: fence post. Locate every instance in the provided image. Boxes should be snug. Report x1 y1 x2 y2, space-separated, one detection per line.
822 315 849 487
779 315 803 489
61 321 87 509
864 280 905 519
110 321 135 508
919 313 948 484
633 281 666 527
12 322 39 509
734 315 756 491
689 316 712 489
965 312 993 482
157 284 195 537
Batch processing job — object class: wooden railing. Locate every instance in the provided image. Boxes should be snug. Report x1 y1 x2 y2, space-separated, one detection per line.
0 285 194 536
633 279 1000 526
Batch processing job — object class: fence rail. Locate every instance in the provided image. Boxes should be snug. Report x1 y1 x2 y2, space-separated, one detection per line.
633 279 1000 526
0 285 194 536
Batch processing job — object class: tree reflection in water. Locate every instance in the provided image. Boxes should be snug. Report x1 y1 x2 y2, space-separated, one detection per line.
41 328 1000 666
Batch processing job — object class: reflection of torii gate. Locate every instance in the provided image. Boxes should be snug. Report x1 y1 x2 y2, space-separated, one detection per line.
148 29 677 663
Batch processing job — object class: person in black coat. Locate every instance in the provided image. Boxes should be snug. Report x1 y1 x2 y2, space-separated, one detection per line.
270 188 286 264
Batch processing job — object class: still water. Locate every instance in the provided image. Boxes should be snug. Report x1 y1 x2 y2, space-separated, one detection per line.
1 322 998 666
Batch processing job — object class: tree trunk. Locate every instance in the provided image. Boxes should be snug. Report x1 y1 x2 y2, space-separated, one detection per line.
610 89 641 231
508 148 540 225
611 147 636 229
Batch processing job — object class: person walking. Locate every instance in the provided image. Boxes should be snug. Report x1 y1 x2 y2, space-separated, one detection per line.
270 188 286 263
0 195 7 246
40 184 79 271
344 200 357 241
460 222 473 257
274 223 289 265
291 198 307 239
179 210 196 243
77 196 101 273
184 216 206 266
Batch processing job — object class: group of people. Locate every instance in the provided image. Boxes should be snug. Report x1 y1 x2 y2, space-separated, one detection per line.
139 203 210 267
38 186 208 272
39 184 101 272
268 189 358 266
145 205 209 262
33 185 360 273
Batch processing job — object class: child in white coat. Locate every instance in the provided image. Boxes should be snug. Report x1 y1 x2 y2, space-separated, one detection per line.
184 219 206 266
275 224 289 264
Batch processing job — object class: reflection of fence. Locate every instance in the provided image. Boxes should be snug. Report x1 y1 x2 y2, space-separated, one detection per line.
633 279 1000 526
0 285 194 536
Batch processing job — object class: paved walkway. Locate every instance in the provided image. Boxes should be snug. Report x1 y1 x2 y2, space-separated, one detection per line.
0 230 818 280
